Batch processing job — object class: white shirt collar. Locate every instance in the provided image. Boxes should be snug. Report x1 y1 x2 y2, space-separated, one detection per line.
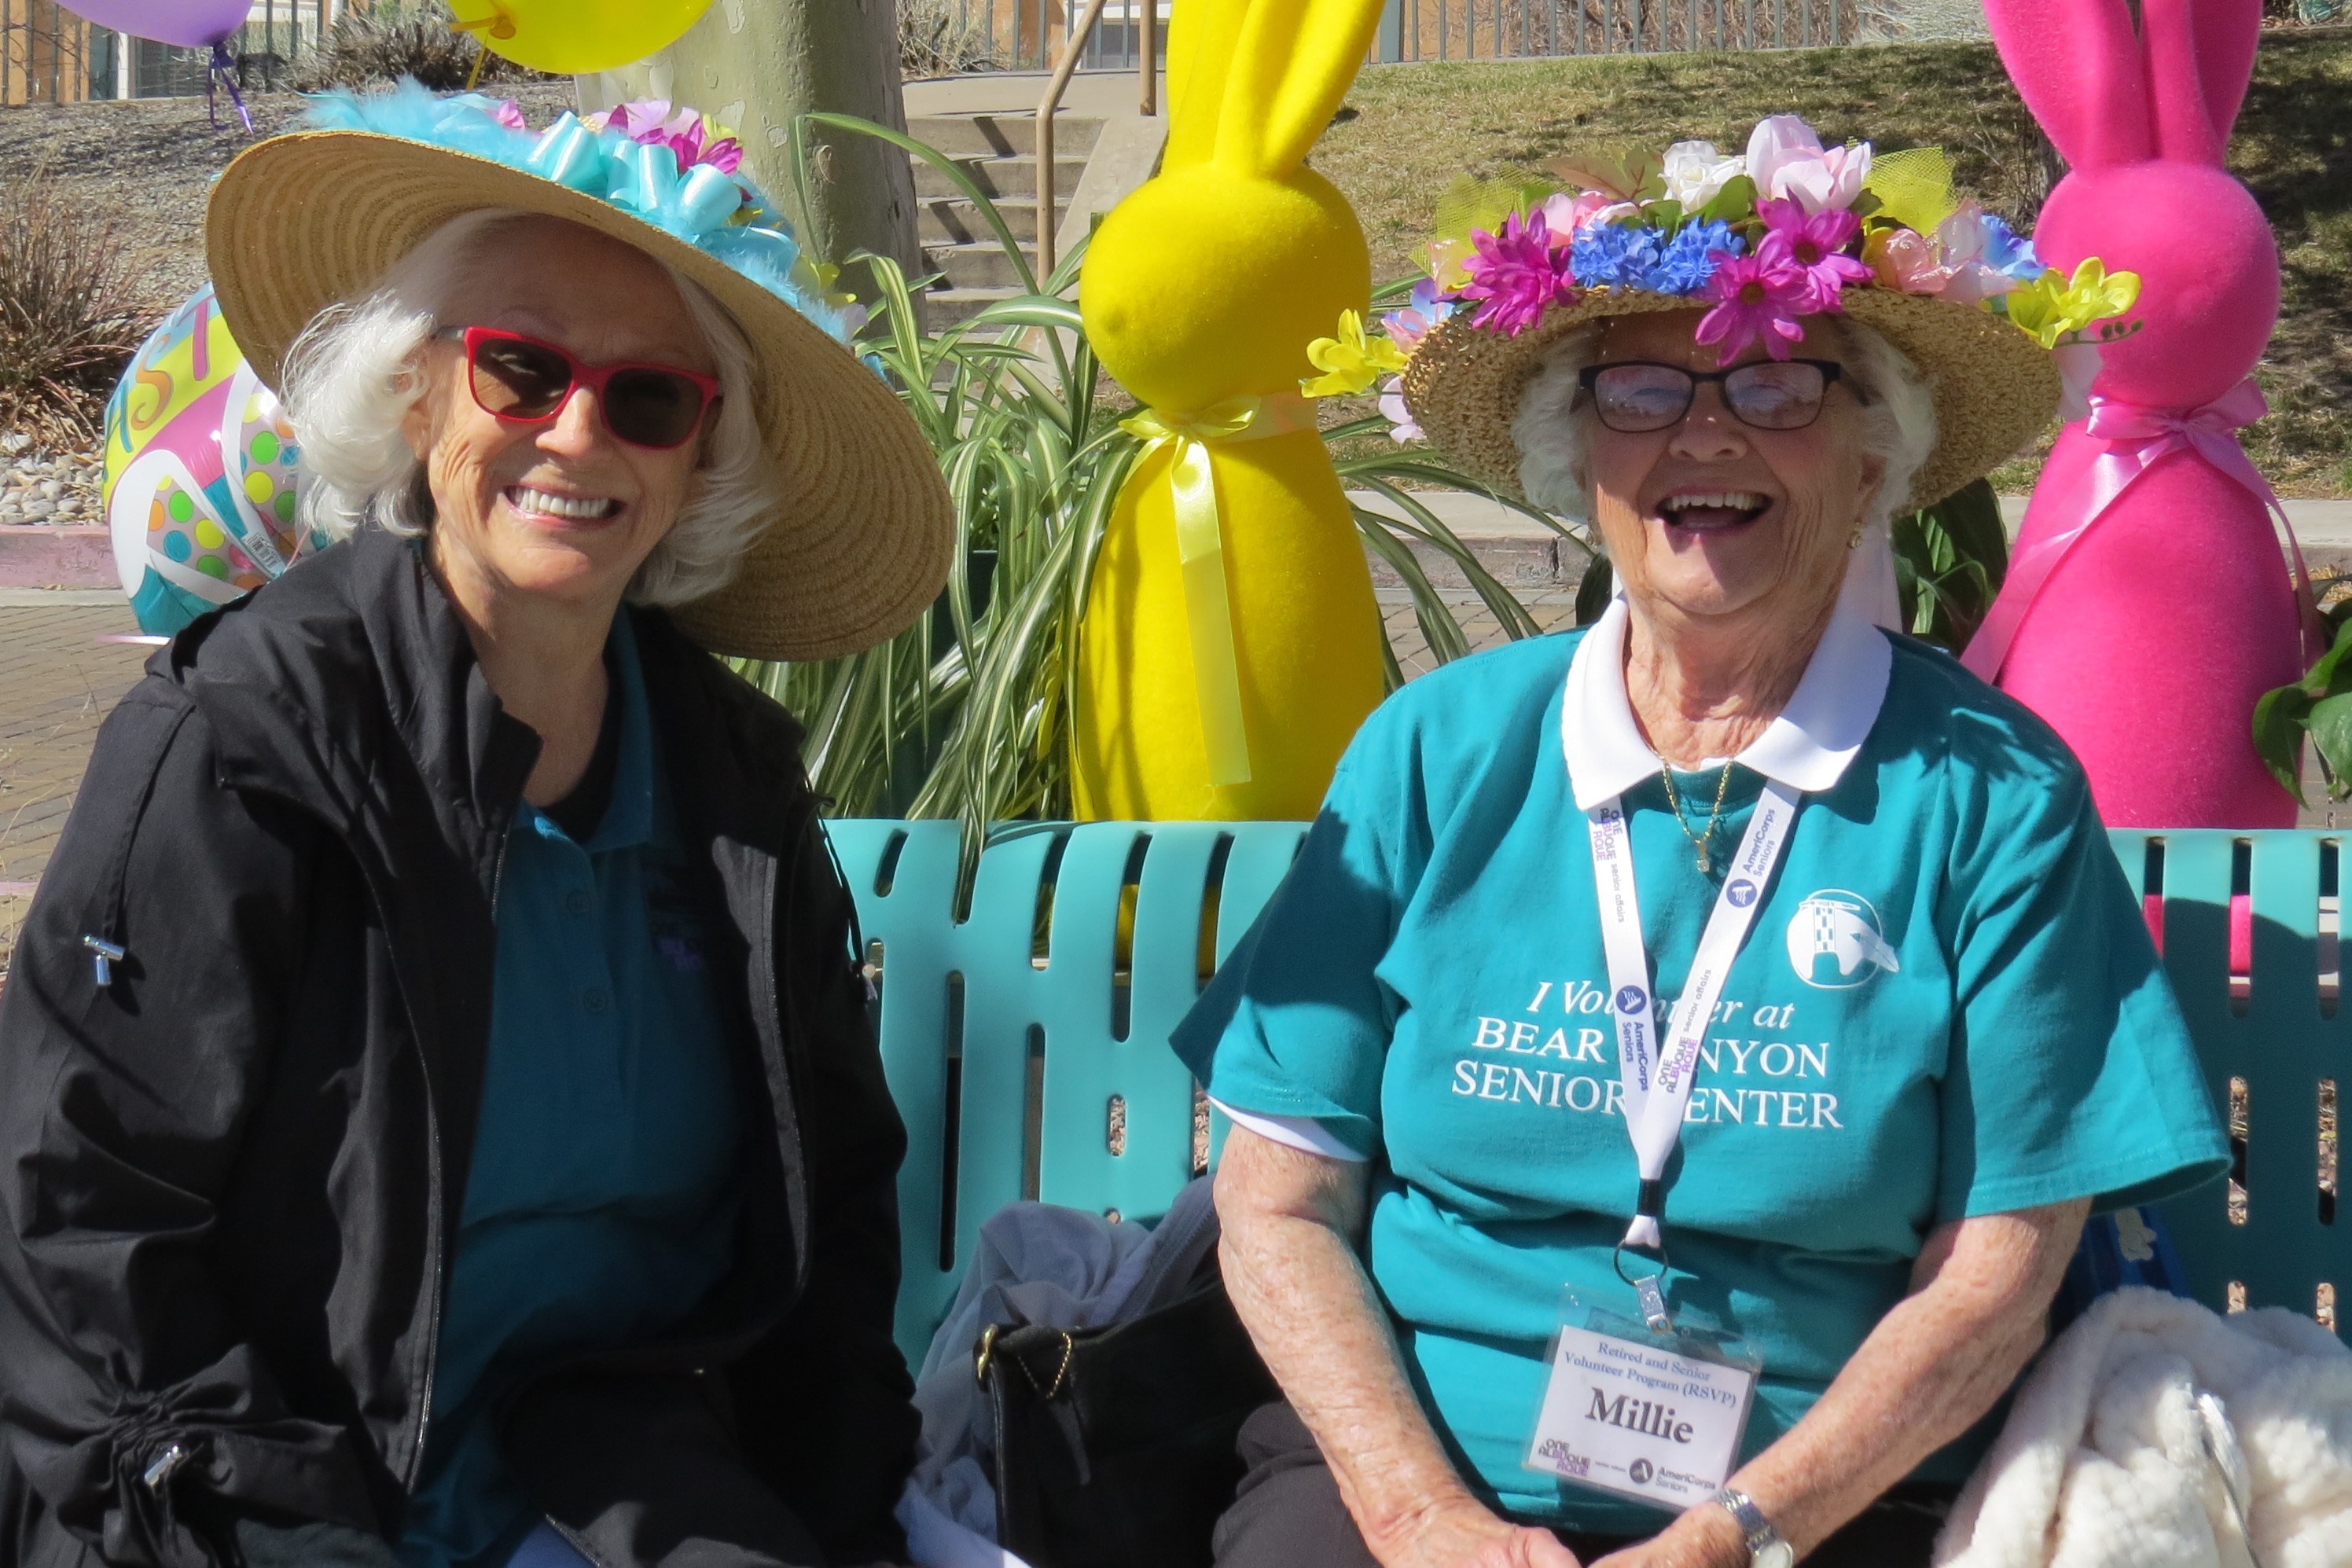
1560 595 1893 813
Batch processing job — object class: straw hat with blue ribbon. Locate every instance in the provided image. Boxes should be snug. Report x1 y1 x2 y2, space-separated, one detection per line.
204 82 953 663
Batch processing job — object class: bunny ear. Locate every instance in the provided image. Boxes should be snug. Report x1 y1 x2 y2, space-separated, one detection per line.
2144 0 2257 159
1211 0 1387 177
1984 0 2152 169
1163 0 1253 172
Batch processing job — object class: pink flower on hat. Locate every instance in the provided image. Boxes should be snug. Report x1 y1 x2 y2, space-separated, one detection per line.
1536 189 1622 247
1459 209 1578 336
1744 114 1872 215
1865 228 1955 296
586 97 746 175
1755 199 1872 310
1696 252 1814 362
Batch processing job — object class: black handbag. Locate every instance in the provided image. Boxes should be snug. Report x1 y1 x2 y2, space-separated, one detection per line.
975 1187 1277 1568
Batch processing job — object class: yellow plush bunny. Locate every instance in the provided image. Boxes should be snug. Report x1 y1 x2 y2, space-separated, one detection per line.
1073 0 1390 821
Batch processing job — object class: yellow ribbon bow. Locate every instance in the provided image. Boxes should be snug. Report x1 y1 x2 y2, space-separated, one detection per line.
1116 393 1319 788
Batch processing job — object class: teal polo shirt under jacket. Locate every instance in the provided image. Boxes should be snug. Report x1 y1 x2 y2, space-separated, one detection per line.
400 613 743 1568
1174 597 2228 1534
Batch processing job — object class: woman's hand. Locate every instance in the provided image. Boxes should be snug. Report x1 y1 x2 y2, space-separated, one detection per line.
1368 1493 1586 1568
1583 1500 1750 1568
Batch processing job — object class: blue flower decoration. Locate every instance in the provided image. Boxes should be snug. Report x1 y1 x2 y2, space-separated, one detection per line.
300 79 854 347
1647 221 1744 296
1570 222 1663 290
1979 213 2040 281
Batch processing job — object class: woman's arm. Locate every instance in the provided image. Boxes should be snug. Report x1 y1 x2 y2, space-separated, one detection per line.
0 688 384 1562
1217 1126 1581 1568
1596 1198 2090 1568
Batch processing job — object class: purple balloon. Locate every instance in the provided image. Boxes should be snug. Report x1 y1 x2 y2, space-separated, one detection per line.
62 0 255 49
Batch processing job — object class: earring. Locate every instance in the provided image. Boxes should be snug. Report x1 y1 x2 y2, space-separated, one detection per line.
1847 525 1864 550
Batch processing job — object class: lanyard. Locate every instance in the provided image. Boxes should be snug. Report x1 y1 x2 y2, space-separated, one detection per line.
1585 777 1803 1259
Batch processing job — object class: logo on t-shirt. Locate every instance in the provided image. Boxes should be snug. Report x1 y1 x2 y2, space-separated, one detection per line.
1785 890 1900 989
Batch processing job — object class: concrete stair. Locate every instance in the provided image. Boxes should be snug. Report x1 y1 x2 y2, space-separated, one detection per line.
907 111 1102 325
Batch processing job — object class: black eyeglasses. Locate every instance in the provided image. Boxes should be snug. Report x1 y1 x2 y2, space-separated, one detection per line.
1576 359 1847 434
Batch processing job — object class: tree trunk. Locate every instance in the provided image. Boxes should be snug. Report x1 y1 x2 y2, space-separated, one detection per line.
583 0 921 308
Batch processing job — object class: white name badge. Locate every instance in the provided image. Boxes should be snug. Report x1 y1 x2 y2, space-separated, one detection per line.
1524 1306 1758 1511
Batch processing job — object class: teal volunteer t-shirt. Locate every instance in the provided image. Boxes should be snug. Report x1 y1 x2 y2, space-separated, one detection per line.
1172 601 2227 1532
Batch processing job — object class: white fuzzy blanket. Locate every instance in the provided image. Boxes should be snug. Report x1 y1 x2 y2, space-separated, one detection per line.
1934 1287 2352 1568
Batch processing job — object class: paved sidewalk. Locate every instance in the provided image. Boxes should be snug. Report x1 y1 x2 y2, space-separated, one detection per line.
0 597 153 968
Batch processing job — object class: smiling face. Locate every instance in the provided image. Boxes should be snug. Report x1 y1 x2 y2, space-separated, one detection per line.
1582 308 1883 635
402 216 715 616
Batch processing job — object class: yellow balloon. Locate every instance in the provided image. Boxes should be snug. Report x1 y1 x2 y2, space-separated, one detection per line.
447 0 715 75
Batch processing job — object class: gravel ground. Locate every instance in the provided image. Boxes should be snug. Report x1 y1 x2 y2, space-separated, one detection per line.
0 439 103 526
0 83 582 516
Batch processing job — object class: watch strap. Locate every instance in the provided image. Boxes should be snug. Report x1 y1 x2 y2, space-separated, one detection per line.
1710 1488 1792 1568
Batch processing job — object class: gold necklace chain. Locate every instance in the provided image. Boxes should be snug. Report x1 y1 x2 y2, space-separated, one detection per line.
1659 760 1736 874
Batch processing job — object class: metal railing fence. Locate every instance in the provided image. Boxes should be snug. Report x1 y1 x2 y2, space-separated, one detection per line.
1375 0 1862 58
0 0 96 103
2 0 340 104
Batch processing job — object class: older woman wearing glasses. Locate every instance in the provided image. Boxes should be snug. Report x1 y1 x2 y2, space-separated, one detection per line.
0 89 950 1568
1174 125 2227 1568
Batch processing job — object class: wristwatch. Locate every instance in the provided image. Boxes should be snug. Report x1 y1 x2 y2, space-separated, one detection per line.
1710 1488 1794 1568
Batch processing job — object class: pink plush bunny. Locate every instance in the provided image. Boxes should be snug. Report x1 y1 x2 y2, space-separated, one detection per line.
1971 0 2308 827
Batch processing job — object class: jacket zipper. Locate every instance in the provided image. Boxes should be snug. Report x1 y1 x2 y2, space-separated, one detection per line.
401 824 516 1491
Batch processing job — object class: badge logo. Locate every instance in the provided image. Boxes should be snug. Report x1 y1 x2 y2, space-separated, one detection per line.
1615 985 1648 1015
1629 1459 1655 1485
1785 890 1901 989
1725 878 1758 908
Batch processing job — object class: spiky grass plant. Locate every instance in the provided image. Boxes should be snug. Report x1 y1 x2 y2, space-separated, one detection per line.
0 165 149 450
739 116 1586 853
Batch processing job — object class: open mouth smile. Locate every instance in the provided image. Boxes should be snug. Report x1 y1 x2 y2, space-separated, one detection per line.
504 484 623 523
1654 490 1772 532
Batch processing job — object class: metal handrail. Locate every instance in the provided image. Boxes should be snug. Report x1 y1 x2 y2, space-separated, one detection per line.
1035 0 1159 278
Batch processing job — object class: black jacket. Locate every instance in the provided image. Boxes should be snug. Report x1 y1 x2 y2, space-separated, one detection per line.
0 527 917 1567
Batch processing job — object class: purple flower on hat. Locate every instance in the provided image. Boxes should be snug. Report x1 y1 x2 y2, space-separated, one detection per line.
1754 198 1872 310
1696 252 1814 362
1460 210 1578 336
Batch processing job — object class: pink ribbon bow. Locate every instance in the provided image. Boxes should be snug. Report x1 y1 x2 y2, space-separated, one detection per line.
1962 379 2319 683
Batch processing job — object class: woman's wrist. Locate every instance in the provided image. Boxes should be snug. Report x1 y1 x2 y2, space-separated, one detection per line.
1355 1480 1492 1558
1611 1499 1751 1568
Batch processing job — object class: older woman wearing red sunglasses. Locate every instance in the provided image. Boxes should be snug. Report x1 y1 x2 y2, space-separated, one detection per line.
0 88 951 1568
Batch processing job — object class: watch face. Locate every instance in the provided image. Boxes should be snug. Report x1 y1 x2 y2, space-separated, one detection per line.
1757 1542 1796 1568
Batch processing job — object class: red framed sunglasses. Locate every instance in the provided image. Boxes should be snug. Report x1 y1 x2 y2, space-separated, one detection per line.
435 326 722 451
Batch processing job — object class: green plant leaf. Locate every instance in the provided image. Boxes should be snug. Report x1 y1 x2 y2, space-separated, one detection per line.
2253 683 2317 803
2307 692 2352 801
965 297 1087 333
805 110 1039 296
1696 175 1758 224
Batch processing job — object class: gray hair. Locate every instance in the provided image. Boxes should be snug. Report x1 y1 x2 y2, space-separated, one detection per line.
278 207 780 608
1510 314 1939 532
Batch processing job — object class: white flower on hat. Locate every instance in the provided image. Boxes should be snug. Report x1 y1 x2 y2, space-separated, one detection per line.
1744 114 1872 215
1661 141 1747 210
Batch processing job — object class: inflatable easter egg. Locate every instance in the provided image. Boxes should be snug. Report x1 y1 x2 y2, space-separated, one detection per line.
104 285 319 636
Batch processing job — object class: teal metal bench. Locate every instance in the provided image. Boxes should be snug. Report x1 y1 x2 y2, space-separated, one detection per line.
831 821 2346 1364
